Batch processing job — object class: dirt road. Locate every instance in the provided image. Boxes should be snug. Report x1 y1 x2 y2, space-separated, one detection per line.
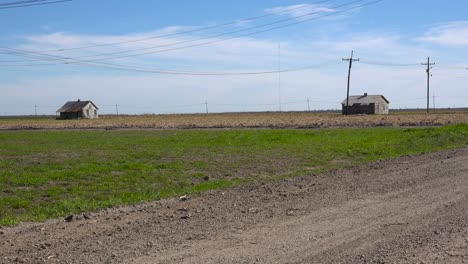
1 148 467 263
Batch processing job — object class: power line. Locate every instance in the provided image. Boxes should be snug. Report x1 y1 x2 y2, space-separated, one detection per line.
0 0 71 9
392 97 427 102
432 73 468 80
0 1 384 78
3 96 466 114
87 60 341 76
360 60 420 67
118 103 205 109
0 0 383 65
0 0 50 7
436 96 468 99
211 102 278 107
0 47 342 75
209 99 339 107
433 64 468 70
6 0 336 53
0 0 380 77
0 0 342 62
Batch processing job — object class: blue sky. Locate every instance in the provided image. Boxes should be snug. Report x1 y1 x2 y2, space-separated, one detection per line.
1 0 468 115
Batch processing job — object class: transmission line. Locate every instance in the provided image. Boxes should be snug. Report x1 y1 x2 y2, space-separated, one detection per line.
1 0 357 62
0 0 49 6
360 60 420 67
432 73 468 80
0 0 71 9
0 47 342 75
10 0 336 53
0 0 383 64
433 64 468 70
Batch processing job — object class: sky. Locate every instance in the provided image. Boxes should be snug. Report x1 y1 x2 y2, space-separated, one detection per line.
1 0 468 115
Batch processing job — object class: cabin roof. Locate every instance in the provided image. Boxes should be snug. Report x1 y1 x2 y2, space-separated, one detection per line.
57 100 98 113
341 94 389 106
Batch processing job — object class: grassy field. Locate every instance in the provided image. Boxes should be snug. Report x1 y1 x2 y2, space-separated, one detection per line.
1 111 468 130
0 125 467 226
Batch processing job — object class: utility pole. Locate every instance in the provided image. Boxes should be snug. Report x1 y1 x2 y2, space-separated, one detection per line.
342 50 360 116
307 97 311 112
205 101 209 114
115 104 119 116
34 104 37 117
278 43 282 112
421 57 435 114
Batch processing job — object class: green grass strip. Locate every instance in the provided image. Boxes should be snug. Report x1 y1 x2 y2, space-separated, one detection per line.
0 124 467 226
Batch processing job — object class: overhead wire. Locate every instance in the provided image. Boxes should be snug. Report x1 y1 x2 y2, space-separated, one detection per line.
16 96 465 112
0 0 354 63
432 73 468 80
0 0 50 6
0 0 71 9
0 47 343 75
360 59 421 67
391 98 427 102
0 0 382 65
436 96 468 99
10 0 336 53
117 103 206 109
209 99 338 107
0 0 384 75
433 64 468 70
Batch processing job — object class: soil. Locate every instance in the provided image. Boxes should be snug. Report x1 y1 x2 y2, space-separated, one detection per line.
1 148 467 264
1 112 468 130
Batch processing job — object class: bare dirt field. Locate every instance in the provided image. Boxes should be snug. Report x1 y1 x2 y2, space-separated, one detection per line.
1 148 467 263
1 111 468 130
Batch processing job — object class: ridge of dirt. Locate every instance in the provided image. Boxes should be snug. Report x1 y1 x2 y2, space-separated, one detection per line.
1 148 467 263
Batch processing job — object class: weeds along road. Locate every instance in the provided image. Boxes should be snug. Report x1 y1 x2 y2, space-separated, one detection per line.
1 148 468 263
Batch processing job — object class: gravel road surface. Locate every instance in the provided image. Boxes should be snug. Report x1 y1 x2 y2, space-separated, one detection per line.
1 148 467 263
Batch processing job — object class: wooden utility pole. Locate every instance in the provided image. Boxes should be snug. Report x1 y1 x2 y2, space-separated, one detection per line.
278 43 282 112
342 50 360 116
115 104 119 116
421 57 435 113
34 104 37 117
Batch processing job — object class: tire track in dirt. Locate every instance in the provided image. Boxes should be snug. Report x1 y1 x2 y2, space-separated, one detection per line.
0 148 467 264
132 157 468 263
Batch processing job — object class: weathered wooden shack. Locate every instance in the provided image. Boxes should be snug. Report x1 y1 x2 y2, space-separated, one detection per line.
341 93 389 115
56 100 99 119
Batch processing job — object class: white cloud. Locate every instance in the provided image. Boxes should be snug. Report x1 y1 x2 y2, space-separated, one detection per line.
2 21 468 115
20 26 198 51
419 21 468 46
265 4 335 20
330 34 431 59
15 29 291 69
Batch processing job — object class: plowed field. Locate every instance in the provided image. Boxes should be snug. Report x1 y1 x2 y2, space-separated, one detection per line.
1 112 467 130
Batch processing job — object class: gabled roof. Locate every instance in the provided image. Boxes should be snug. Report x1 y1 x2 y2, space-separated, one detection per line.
341 94 389 106
57 100 98 113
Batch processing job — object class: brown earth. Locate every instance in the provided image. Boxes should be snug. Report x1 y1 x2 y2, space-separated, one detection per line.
1 148 467 263
1 112 468 130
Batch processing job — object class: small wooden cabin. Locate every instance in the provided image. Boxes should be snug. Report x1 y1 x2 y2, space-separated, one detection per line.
56 100 99 119
341 93 389 115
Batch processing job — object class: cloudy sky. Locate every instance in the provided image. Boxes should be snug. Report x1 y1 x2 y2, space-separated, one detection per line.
1 0 467 115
